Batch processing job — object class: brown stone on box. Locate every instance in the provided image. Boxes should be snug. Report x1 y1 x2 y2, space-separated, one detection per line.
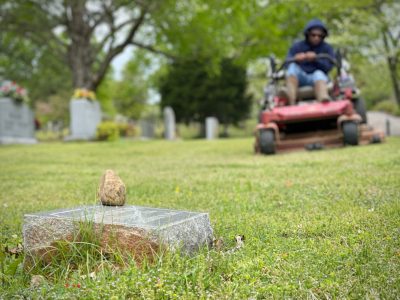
97 170 126 206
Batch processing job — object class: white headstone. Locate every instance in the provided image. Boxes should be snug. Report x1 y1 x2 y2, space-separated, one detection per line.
163 106 176 140
206 117 219 140
140 118 155 139
67 99 102 140
0 98 37 144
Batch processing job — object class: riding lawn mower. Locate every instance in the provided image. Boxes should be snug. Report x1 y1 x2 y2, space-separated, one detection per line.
254 52 385 154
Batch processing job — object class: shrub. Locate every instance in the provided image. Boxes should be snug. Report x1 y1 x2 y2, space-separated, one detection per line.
372 100 400 116
96 121 120 141
117 123 136 137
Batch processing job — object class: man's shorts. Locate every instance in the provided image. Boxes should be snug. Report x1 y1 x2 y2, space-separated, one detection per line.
286 63 329 86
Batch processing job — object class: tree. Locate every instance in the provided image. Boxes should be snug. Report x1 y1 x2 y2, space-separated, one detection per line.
1 0 315 99
371 0 400 105
159 59 206 124
202 59 252 135
159 58 252 134
0 29 72 102
112 50 152 119
0 0 173 91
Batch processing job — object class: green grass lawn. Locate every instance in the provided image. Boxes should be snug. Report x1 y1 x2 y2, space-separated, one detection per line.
1 138 399 299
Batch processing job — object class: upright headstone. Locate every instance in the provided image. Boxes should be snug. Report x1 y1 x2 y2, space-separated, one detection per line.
367 111 400 136
206 117 219 140
67 99 102 140
0 98 37 144
140 118 155 139
163 106 176 140
23 205 213 264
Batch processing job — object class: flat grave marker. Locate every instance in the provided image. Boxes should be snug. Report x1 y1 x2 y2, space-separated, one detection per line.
24 205 213 263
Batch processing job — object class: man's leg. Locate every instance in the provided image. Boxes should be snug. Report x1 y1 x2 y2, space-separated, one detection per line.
312 70 331 102
285 63 303 105
286 76 298 105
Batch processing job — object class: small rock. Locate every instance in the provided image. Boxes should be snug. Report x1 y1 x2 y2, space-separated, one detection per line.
6 243 23 256
97 170 126 206
30 275 46 288
213 237 224 251
234 235 245 249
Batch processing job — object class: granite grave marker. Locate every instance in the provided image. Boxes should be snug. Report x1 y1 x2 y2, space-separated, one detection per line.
205 117 219 140
163 106 176 140
0 98 36 144
24 205 213 264
140 118 155 139
67 99 102 140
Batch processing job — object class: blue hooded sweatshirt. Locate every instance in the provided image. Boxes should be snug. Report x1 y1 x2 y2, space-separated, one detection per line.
286 19 335 74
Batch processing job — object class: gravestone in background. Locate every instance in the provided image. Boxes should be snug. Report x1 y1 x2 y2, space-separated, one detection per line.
205 117 219 140
163 106 176 140
140 118 155 139
0 98 37 144
23 205 213 263
67 99 102 140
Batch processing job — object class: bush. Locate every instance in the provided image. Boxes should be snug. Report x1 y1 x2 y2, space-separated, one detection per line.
372 100 400 116
96 121 120 141
117 123 136 137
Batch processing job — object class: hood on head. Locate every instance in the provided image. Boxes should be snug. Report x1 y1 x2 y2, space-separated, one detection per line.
303 18 328 37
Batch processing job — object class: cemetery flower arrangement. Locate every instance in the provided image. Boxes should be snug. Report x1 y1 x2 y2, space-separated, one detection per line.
73 88 96 101
0 81 30 104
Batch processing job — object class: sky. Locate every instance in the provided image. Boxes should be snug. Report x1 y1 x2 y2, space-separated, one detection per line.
111 46 133 81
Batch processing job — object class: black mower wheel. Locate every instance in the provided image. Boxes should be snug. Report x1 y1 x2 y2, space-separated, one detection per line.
342 121 359 146
353 97 367 124
259 130 276 154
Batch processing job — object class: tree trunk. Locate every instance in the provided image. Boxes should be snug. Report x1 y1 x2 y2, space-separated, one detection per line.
66 1 94 90
381 29 400 106
387 56 400 106
222 123 229 138
68 41 93 89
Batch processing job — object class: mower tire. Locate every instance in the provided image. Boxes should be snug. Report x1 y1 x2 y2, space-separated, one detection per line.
342 121 359 146
259 130 276 154
353 97 367 124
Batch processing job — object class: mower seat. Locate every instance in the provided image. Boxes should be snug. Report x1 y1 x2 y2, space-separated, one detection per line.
278 82 334 101
297 82 334 100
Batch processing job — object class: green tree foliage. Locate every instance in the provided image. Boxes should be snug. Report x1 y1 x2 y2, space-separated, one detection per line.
159 59 207 124
112 51 152 119
0 0 172 91
0 28 72 104
160 58 252 132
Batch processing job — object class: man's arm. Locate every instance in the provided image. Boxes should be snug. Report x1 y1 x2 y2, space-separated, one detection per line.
287 42 307 62
315 44 335 73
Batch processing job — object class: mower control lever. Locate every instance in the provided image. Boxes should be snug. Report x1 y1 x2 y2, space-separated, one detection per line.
277 53 337 72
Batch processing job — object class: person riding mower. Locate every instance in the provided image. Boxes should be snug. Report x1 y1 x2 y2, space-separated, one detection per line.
254 50 384 154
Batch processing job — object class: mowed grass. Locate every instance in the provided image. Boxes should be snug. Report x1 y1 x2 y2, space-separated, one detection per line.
0 137 399 299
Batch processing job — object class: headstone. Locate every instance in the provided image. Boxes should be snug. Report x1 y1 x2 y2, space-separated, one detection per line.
23 205 213 264
140 118 155 139
206 117 219 140
66 99 102 140
163 106 176 140
367 111 400 136
0 98 37 144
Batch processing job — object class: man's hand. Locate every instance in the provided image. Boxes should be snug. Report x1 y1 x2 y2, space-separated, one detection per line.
305 51 316 61
294 53 306 62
